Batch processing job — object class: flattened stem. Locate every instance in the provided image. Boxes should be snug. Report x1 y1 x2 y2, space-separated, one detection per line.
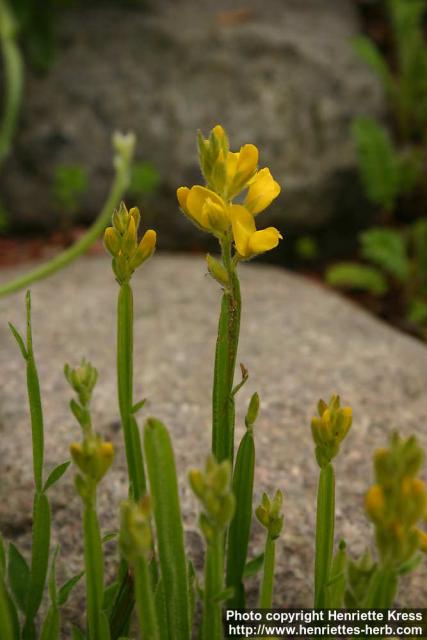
314 463 335 608
212 238 241 464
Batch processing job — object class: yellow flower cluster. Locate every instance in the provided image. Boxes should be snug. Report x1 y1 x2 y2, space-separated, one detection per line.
311 395 352 468
104 202 156 284
189 455 235 541
70 433 114 494
177 125 282 260
365 434 427 565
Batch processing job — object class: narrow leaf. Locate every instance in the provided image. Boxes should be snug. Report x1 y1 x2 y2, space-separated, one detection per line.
58 571 84 606
243 553 265 579
8 543 30 612
8 322 28 360
43 461 71 493
144 418 190 640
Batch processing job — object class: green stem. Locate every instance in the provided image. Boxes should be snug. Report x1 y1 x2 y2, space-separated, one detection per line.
202 530 224 640
314 463 335 608
259 534 276 608
84 495 110 640
364 565 397 608
0 158 130 298
117 283 146 500
134 556 160 640
0 0 23 167
212 237 241 464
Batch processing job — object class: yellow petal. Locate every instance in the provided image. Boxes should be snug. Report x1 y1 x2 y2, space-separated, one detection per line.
245 168 281 215
204 198 229 232
236 144 259 177
186 186 225 230
177 186 189 210
248 227 282 255
230 205 256 257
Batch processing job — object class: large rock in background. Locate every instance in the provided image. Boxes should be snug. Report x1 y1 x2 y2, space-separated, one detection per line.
0 255 426 634
1 0 382 248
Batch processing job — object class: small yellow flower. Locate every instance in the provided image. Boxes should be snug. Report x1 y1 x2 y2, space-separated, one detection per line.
177 185 229 234
244 168 281 215
365 484 385 522
226 144 259 198
230 205 282 259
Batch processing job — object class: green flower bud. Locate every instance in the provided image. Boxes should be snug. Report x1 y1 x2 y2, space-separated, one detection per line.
256 490 284 540
206 254 229 286
245 392 260 428
119 498 152 563
189 455 235 538
310 395 352 468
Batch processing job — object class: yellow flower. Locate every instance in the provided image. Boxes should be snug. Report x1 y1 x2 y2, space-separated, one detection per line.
245 168 281 215
226 144 259 198
230 204 282 259
177 185 229 234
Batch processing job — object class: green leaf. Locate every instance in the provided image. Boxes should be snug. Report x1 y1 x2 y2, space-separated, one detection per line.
101 532 118 545
0 577 20 640
8 543 30 612
129 161 160 197
407 298 427 326
131 399 146 414
8 322 28 360
326 539 347 607
326 263 388 295
102 581 118 614
352 118 400 210
43 461 71 492
144 418 190 640
360 228 410 281
71 626 86 640
40 607 60 640
353 36 394 95
58 571 84 606
243 553 265 579
226 427 255 608
397 552 422 575
412 217 427 280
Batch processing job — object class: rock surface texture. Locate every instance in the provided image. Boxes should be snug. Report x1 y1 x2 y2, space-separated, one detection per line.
0 254 426 631
2 0 382 244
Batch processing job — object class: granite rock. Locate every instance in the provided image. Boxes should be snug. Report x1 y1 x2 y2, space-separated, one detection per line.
2 0 382 245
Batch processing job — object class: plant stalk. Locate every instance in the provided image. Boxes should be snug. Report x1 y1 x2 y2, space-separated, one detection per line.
117 282 146 500
134 556 160 640
202 530 224 640
259 533 276 609
212 236 241 464
314 463 335 608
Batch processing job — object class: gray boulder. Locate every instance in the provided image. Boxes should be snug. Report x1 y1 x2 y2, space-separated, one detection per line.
2 0 382 246
0 254 426 633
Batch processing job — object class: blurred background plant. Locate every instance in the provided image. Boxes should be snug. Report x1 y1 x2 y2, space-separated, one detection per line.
326 0 427 340
1 0 427 341
51 164 88 241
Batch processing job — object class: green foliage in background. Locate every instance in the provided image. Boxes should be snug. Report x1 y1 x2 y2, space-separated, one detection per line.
326 221 427 330
328 0 427 337
52 165 88 217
